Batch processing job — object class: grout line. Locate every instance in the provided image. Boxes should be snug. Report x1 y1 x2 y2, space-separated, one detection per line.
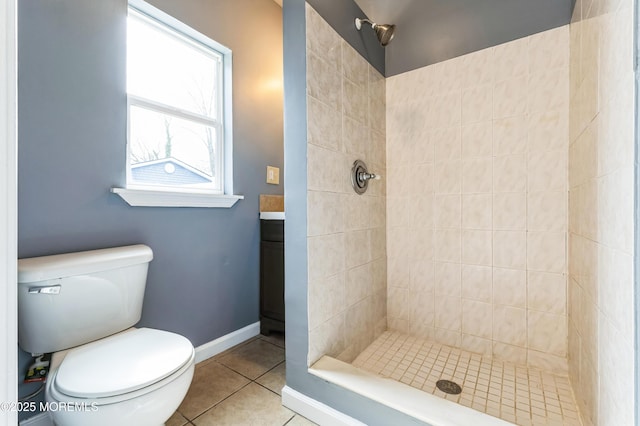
281 413 298 425
188 380 253 423
353 330 582 425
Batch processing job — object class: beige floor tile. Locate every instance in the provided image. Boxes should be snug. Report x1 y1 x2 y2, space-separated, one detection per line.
260 332 285 348
178 361 250 419
285 414 318 425
217 339 285 379
193 383 295 426
256 361 286 395
166 410 190 426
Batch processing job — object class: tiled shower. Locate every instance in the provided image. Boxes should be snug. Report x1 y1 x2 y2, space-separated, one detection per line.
385 26 570 372
304 0 635 423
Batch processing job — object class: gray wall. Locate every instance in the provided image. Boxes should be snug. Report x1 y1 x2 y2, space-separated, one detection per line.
306 0 384 75
352 0 573 76
17 0 282 407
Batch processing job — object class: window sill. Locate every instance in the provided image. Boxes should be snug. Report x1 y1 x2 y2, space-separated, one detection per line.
111 187 243 208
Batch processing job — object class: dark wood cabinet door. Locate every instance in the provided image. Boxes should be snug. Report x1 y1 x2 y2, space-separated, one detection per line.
260 241 285 322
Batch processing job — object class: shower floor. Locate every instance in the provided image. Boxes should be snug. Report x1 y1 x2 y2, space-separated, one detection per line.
352 331 582 426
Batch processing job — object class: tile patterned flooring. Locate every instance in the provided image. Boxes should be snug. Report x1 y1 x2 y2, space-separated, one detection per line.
353 331 583 426
168 333 315 426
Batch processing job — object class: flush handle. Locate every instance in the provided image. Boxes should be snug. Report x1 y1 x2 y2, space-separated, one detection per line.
28 285 61 295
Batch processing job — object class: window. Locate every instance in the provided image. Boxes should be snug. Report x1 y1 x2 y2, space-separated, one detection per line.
114 1 240 207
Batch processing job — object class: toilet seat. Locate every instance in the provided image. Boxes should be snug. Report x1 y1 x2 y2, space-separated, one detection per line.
49 328 194 405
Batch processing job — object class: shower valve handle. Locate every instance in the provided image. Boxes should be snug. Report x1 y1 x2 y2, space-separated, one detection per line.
359 172 380 182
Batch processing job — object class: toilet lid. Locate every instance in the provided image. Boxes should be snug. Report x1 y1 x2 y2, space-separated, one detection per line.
54 328 194 398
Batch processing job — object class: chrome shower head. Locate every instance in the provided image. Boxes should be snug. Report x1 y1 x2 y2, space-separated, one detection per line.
355 18 396 46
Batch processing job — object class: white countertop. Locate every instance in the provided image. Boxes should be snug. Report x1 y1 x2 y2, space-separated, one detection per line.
260 211 285 220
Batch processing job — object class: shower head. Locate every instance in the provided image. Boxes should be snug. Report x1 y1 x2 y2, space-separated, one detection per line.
355 18 396 47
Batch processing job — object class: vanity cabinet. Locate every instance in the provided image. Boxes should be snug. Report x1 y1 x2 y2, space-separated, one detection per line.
260 219 284 335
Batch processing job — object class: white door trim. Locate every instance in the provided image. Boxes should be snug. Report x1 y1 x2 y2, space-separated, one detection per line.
1 0 18 425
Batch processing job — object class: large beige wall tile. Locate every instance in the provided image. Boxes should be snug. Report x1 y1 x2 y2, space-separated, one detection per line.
306 4 386 366
384 23 572 371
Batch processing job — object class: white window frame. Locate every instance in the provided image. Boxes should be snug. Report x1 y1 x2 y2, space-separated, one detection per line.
113 0 242 208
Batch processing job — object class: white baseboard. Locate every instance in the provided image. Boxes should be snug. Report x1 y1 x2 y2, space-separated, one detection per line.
281 386 366 426
194 321 260 363
19 412 52 426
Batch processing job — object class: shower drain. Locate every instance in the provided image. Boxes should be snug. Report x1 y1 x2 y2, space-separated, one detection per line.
436 379 462 395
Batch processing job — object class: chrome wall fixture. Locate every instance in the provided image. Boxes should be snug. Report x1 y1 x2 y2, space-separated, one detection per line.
355 18 396 46
351 159 380 195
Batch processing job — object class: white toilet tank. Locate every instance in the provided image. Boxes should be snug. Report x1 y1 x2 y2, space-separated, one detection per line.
17 245 154 354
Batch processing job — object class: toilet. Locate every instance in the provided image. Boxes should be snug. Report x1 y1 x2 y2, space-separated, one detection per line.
17 245 195 426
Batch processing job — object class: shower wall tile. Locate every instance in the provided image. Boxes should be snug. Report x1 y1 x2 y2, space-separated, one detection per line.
346 264 372 307
462 299 493 339
409 259 435 292
387 26 570 370
528 26 569 72
493 305 527 347
527 191 567 231
493 154 527 192
308 234 345 281
307 96 342 150
434 261 461 297
493 268 527 309
435 161 462 194
528 310 567 357
461 334 493 357
304 4 341 70
493 193 527 230
493 76 528 119
305 4 386 366
434 126 462 160
528 271 567 315
343 78 367 124
461 84 493 124
306 52 341 111
434 194 461 229
434 296 462 331
528 110 569 153
461 122 492 158
307 191 344 236
493 37 528 82
461 229 492 266
462 194 492 230
528 149 567 192
493 230 527 269
461 265 492 303
342 40 368 88
569 0 635 424
460 49 494 87
493 115 527 155
527 231 567 273
343 116 367 157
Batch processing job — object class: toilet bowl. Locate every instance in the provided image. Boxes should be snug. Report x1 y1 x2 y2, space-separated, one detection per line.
45 328 194 426
17 245 195 426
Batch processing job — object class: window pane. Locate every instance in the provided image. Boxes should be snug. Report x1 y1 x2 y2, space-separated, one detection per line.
129 105 220 191
127 11 220 119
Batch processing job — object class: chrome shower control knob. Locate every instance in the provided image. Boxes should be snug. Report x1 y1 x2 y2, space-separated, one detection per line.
351 160 381 195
